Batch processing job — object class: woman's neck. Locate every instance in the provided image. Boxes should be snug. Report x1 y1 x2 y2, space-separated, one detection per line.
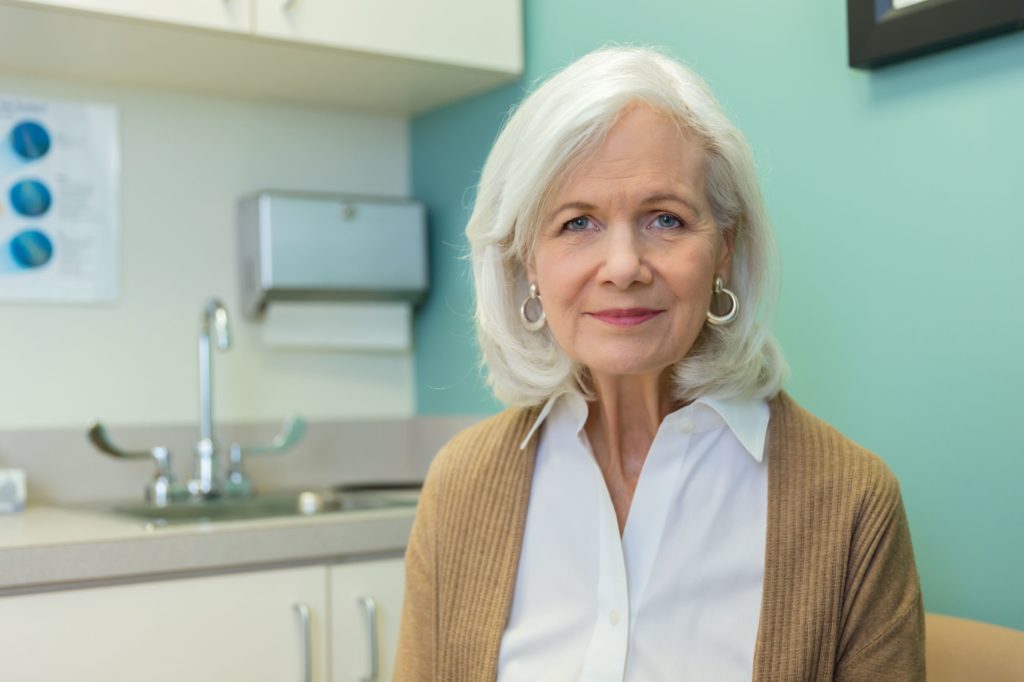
584 370 684 533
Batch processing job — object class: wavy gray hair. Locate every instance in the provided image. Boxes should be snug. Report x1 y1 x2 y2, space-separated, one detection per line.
467 46 788 406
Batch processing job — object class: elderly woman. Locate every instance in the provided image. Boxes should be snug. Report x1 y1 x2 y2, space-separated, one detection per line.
396 47 924 681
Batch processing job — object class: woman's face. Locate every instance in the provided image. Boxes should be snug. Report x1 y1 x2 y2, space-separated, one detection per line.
527 105 732 382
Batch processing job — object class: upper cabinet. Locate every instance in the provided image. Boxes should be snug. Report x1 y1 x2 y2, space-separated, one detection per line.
253 0 520 74
0 0 523 114
10 0 252 32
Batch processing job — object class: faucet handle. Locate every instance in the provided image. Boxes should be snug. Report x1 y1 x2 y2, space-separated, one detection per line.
236 415 307 457
88 422 160 460
87 422 187 506
225 415 307 496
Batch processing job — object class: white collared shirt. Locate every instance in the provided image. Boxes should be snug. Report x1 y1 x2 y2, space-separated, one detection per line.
497 392 770 682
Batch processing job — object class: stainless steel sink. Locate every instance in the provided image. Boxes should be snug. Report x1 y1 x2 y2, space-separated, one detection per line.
92 486 420 527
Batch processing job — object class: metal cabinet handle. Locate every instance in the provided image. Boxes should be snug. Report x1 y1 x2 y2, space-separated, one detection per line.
294 602 312 682
358 595 379 682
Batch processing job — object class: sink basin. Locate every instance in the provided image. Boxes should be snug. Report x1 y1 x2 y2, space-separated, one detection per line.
96 487 420 527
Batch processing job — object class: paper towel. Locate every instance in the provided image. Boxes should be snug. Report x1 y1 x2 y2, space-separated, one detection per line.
262 301 411 352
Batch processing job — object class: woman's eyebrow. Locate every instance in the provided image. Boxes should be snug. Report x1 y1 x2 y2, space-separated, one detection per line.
548 193 700 220
547 201 598 221
640 192 700 213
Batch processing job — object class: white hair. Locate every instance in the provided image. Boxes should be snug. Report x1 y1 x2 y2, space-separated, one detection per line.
467 46 788 407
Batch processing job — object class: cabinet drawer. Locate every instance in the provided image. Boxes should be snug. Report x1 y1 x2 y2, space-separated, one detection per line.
331 557 405 682
0 565 327 681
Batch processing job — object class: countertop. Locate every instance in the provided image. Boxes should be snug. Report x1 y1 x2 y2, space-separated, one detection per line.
0 502 415 594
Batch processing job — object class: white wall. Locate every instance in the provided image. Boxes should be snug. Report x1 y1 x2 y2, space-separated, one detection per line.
0 75 413 429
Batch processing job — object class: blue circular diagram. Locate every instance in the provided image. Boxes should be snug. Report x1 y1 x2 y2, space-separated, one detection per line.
10 121 51 160
9 179 52 217
9 229 54 268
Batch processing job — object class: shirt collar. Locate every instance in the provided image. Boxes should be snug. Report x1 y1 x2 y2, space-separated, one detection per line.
519 391 769 463
697 394 770 463
519 391 585 450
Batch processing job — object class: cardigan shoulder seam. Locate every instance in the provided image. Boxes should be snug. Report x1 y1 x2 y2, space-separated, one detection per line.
430 406 539 477
837 590 923 670
773 393 901 495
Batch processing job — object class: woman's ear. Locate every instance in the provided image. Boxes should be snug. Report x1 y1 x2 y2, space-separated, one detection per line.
525 253 537 285
717 228 735 283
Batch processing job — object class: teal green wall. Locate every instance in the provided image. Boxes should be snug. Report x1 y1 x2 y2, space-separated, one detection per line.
412 1 1024 629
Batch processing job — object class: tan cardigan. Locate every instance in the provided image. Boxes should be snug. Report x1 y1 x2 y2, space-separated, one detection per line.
395 392 925 680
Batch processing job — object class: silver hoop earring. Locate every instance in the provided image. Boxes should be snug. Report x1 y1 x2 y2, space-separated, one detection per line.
706 275 738 326
520 282 546 332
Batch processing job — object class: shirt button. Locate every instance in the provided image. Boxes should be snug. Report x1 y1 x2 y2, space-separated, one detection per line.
678 419 695 433
608 609 621 626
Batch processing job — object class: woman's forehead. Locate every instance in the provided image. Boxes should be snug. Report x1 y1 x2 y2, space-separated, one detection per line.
548 112 708 212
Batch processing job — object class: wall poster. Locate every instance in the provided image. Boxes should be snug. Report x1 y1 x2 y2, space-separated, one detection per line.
0 93 119 303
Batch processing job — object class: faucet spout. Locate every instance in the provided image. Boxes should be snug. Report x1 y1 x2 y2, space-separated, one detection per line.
192 298 232 498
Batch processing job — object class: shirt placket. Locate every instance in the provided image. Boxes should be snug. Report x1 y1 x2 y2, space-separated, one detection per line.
578 440 630 681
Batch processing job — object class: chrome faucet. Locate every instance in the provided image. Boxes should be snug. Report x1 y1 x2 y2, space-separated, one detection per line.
87 296 307 505
189 298 231 498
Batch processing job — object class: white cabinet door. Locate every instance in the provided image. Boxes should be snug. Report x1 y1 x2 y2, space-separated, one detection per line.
330 558 405 682
0 566 327 681
0 0 521 112
13 0 252 32
253 0 522 73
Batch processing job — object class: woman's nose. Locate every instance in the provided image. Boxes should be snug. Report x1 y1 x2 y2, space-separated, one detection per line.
599 226 651 289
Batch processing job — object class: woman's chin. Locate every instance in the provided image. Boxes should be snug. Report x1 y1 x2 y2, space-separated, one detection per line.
579 349 680 381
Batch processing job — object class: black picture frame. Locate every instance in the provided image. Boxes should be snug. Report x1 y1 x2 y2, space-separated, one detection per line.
848 0 1024 69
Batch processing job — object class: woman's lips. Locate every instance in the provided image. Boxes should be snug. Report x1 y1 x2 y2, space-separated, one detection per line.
587 308 664 327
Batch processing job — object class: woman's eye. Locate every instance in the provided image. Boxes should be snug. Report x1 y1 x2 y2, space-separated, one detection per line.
563 216 592 232
653 213 684 229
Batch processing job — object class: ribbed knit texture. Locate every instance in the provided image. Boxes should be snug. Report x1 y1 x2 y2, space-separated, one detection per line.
394 392 925 681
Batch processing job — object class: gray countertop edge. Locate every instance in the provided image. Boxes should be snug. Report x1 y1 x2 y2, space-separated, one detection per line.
0 509 414 595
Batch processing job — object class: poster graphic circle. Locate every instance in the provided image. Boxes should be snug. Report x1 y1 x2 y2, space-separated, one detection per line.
8 179 52 217
9 229 54 268
10 121 51 160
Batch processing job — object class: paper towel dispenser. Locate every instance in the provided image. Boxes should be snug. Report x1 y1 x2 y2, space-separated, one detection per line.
238 191 428 317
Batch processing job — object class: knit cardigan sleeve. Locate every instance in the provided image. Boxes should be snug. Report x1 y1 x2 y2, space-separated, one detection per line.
834 467 926 680
393 408 539 682
752 392 926 680
393 440 448 681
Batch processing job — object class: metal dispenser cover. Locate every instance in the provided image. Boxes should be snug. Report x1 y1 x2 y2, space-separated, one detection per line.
238 191 428 317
